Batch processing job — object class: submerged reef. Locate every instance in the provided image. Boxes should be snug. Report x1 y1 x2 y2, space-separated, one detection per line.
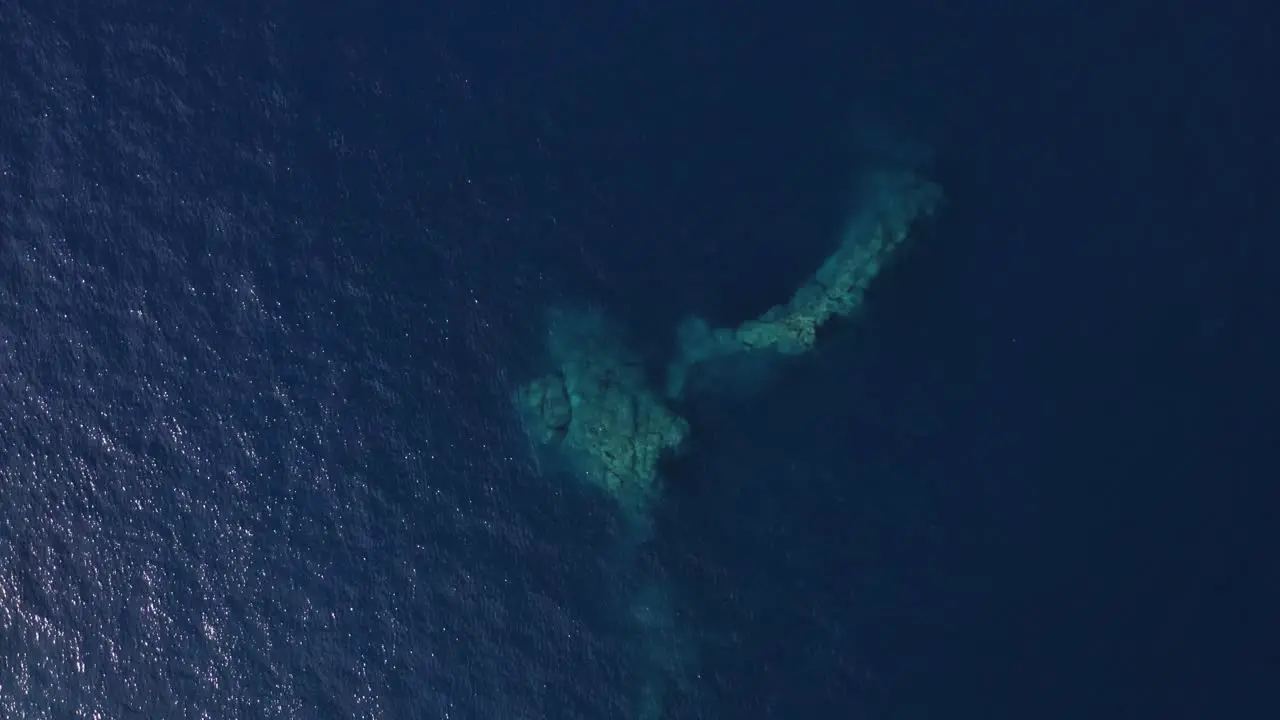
628 581 699 720
513 163 941 720
666 168 943 399
516 167 939 519
515 306 690 523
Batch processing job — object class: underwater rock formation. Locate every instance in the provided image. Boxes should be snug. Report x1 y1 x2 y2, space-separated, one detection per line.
513 164 942 720
628 581 699 720
516 168 940 520
666 168 943 399
515 306 690 521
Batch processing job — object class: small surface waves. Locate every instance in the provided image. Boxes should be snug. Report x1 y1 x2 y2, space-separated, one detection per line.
1 5 618 719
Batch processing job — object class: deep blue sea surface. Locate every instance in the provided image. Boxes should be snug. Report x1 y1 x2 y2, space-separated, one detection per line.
2 1 1277 718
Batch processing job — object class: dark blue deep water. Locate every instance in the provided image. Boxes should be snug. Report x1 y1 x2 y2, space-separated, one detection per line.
3 1 1277 718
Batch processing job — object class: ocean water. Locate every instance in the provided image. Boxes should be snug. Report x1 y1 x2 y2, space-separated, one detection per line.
3 1 1277 719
